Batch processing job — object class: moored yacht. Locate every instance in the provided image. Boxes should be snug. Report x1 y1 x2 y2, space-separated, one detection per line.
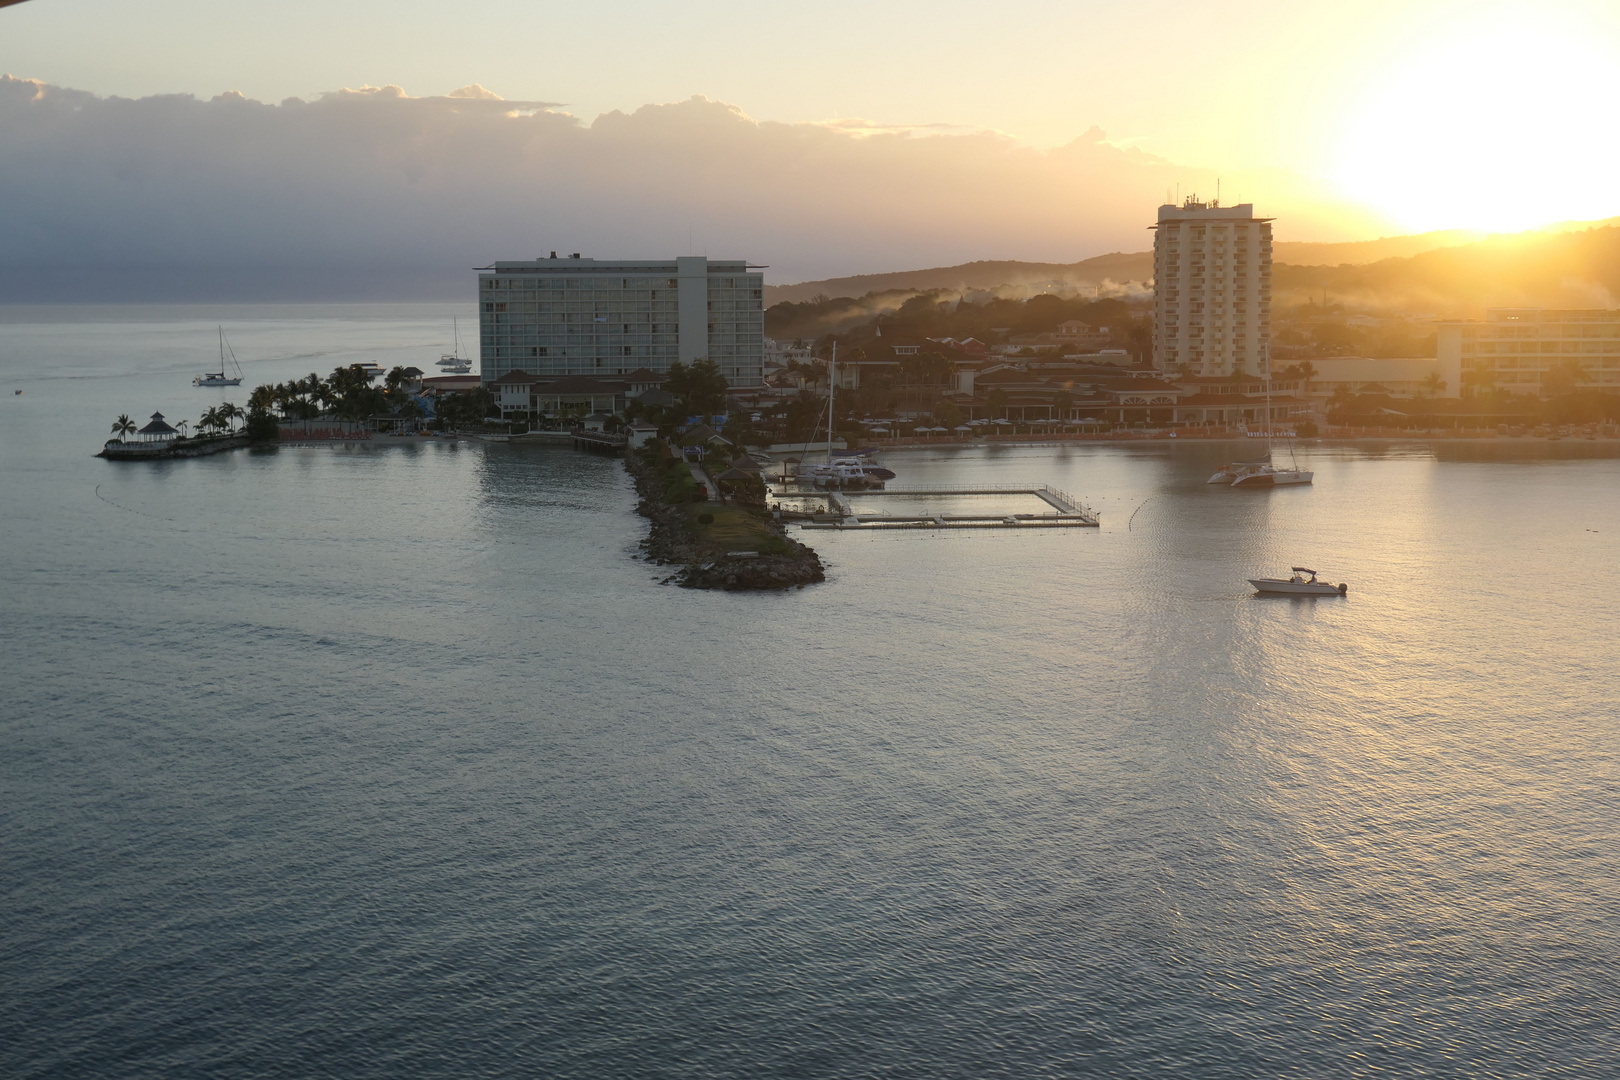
1211 359 1312 488
436 317 473 373
783 343 891 490
193 327 245 387
1230 463 1314 487
1207 460 1267 484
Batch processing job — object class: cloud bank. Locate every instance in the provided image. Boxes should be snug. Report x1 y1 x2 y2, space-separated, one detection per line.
0 76 1386 301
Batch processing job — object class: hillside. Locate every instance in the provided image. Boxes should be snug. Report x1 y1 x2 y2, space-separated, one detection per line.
761 228 1490 306
1271 230 1483 266
764 219 1620 330
1274 226 1620 314
763 252 1153 307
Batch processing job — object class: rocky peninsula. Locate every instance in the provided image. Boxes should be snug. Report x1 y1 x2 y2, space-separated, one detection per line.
624 446 825 591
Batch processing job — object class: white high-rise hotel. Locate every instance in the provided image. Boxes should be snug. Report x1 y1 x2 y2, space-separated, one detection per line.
1152 200 1273 376
478 255 765 388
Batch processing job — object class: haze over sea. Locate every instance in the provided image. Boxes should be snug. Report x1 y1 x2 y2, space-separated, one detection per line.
4 305 1619 1079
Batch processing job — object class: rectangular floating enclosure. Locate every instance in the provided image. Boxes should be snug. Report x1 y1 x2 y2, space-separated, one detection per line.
771 485 1099 530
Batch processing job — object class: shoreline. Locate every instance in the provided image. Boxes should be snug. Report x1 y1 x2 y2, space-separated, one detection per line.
98 435 253 460
848 431 1620 450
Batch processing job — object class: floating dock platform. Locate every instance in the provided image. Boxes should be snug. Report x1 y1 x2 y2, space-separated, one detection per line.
771 484 1099 530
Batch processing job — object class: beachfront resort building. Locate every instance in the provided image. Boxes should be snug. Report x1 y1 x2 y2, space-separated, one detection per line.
1152 199 1273 378
477 255 765 390
1436 308 1620 396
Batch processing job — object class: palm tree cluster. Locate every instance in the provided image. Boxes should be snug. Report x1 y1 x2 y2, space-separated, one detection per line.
196 402 246 435
247 365 422 423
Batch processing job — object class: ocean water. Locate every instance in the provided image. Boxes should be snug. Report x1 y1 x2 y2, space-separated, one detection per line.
4 305 1620 1079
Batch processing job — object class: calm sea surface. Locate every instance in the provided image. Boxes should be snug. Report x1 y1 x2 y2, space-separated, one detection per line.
4 305 1619 1079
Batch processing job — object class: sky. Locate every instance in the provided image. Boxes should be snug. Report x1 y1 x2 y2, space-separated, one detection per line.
3 0 1620 295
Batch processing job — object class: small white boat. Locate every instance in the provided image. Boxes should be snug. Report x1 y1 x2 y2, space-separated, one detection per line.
350 362 388 381
1249 567 1346 595
194 327 245 387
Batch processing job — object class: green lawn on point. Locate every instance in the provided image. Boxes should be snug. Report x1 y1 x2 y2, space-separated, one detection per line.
685 504 787 555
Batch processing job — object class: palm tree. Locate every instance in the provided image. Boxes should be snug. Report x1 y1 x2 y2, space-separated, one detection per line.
110 413 135 441
175 419 190 438
218 402 244 432
1420 372 1446 398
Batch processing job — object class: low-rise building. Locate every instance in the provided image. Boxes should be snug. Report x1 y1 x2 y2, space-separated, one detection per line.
1296 356 1454 400
1437 308 1620 396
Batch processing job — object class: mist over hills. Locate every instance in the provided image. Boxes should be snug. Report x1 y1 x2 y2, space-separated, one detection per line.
760 229 1557 306
764 223 1620 328
1274 225 1620 313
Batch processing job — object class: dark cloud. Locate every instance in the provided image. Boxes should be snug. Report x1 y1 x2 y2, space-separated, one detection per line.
0 76 1379 300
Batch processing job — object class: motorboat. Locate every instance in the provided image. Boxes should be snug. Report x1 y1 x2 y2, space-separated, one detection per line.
193 327 245 387
1230 463 1314 487
351 362 388 381
1249 567 1346 595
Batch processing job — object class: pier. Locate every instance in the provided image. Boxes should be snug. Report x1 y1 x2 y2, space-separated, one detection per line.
771 484 1099 530
571 431 628 453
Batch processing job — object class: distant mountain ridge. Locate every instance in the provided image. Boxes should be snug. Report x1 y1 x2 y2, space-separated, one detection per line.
1274 225 1620 314
763 252 1154 307
763 220 1620 309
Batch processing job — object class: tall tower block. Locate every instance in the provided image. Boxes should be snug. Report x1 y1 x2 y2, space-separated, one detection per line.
1152 200 1272 376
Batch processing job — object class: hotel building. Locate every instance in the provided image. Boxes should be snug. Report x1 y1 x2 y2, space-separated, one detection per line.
478 255 765 388
1436 308 1620 396
1152 200 1273 377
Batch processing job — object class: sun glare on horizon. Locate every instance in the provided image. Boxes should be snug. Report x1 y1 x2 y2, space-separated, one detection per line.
1332 9 1620 235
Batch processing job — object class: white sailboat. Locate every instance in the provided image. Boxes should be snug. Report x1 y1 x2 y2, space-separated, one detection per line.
436 317 472 373
1219 355 1313 488
791 344 887 490
193 327 245 387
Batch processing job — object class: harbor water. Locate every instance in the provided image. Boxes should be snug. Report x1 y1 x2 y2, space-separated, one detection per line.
3 305 1619 1078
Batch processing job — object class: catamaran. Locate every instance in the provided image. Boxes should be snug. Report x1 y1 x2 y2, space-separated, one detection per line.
1210 357 1313 487
193 327 245 387
436 317 472 373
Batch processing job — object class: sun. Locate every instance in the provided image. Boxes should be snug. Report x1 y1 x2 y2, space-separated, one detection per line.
1332 9 1620 234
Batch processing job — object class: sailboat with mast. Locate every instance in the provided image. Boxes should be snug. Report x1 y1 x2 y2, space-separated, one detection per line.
791 342 887 489
1225 354 1312 487
436 317 472 373
193 327 245 387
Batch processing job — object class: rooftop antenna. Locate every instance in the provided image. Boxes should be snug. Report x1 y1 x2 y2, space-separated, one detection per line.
1215 177 1221 207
